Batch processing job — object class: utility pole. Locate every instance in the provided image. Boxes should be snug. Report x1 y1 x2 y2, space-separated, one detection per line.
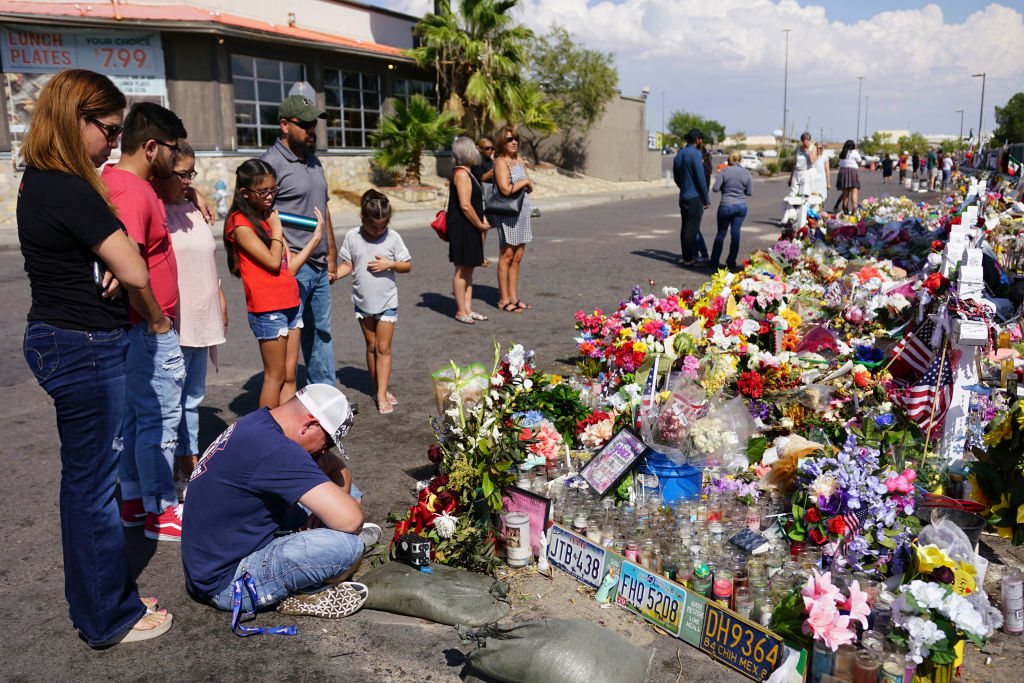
864 96 870 143
782 28 791 152
856 76 864 142
972 73 986 149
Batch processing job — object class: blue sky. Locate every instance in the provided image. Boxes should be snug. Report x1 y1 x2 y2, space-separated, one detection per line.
380 1 1024 142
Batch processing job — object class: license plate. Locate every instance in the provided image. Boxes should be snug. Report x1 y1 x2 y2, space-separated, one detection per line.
615 560 687 637
699 602 784 681
547 524 606 589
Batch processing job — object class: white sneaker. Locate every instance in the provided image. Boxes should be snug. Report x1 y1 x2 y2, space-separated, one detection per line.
358 522 382 546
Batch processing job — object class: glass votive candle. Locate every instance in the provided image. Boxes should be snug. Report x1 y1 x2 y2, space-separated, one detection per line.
852 650 879 683
832 643 856 679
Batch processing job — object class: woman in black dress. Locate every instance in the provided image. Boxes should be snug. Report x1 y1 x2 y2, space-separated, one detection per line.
448 135 491 324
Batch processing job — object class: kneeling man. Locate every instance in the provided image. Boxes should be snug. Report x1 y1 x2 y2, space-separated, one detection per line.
182 384 379 618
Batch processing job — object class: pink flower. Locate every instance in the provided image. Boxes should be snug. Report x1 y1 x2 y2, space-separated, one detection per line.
842 580 871 630
844 306 864 324
527 423 563 461
803 601 856 651
801 569 843 611
682 355 701 379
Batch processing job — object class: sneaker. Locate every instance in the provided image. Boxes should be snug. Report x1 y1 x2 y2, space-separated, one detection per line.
358 522 382 546
276 582 368 618
120 498 146 528
144 504 183 542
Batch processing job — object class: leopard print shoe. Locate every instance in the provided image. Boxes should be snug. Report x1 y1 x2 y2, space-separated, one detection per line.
276 582 368 618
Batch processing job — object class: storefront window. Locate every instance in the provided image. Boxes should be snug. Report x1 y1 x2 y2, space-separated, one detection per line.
232 55 305 149
394 79 436 106
323 69 381 148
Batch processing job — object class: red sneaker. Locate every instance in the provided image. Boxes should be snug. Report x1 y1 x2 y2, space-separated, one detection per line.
144 504 183 542
121 498 146 528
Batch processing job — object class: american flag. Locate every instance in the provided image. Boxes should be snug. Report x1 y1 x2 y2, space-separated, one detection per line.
898 349 954 439
833 507 872 560
888 319 937 386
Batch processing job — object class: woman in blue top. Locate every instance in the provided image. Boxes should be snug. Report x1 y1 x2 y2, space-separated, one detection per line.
709 151 753 271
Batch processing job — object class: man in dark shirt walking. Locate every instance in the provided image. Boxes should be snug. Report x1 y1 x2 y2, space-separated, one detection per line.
673 129 710 266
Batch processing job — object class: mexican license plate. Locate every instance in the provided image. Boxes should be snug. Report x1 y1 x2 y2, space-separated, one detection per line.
699 601 784 681
547 524 605 589
615 560 687 637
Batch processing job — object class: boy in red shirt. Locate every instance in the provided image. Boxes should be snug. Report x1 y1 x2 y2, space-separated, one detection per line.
103 103 190 541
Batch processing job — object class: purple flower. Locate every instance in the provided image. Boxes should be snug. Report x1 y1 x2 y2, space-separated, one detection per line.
819 491 846 515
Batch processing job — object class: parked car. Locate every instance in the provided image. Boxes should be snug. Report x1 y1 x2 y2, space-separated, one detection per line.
862 154 881 165
739 152 762 172
760 149 778 158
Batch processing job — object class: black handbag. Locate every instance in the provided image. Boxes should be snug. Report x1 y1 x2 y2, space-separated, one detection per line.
482 182 525 215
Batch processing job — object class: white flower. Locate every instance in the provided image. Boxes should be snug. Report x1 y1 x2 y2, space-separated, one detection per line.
779 417 795 429
622 383 642 402
942 593 990 639
809 473 839 498
506 344 525 375
709 324 736 350
433 511 459 539
606 393 627 411
740 319 761 337
908 581 947 610
835 340 852 355
889 293 911 311
662 286 680 297
621 302 643 321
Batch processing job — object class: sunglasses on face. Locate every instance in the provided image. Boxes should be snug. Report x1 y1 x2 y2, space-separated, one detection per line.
247 185 280 199
480 145 494 151
289 118 318 131
86 116 123 143
307 413 336 450
505 136 519 143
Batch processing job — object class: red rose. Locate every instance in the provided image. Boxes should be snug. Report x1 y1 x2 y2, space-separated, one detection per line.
804 508 822 523
809 528 827 545
924 272 949 295
827 516 846 535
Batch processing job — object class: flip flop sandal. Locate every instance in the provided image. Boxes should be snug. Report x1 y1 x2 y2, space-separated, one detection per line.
377 402 394 415
513 300 531 310
94 611 173 646
499 302 522 313
276 582 368 618
385 393 398 406
454 314 476 324
469 312 488 321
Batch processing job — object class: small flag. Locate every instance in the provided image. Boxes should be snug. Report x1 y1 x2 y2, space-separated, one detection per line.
1009 156 1021 176
898 349 954 438
888 319 937 386
829 506 871 561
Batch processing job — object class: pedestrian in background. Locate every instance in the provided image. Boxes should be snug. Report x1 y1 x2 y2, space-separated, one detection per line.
834 139 862 215
881 153 894 185
446 135 491 323
261 96 338 389
19 69 173 646
789 132 817 197
709 150 752 272
224 159 323 410
490 126 534 312
912 152 920 181
673 128 710 267
813 142 830 203
927 147 939 190
154 140 227 498
335 190 411 414
470 137 495 266
942 153 953 190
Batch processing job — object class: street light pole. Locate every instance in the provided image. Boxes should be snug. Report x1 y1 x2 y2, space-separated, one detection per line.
782 28 791 152
956 109 964 156
972 73 986 149
856 76 864 142
864 96 869 143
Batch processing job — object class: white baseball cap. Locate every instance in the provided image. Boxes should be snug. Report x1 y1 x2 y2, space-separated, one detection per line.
296 384 354 455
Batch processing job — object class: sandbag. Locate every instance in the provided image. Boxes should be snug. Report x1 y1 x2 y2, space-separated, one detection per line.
459 619 653 683
361 561 510 626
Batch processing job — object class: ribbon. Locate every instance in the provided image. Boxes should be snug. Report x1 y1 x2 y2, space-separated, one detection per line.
231 572 297 637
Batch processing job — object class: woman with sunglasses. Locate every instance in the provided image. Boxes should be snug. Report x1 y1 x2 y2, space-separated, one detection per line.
19 69 173 646
489 126 534 313
224 159 323 408
153 140 227 496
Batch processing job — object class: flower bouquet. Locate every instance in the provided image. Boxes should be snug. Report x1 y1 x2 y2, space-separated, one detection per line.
969 399 1024 544
769 569 871 652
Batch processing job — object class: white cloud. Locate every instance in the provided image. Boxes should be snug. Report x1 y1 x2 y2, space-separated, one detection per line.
381 1 1024 137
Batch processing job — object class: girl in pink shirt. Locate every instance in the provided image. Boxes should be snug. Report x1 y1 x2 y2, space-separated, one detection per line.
152 142 227 496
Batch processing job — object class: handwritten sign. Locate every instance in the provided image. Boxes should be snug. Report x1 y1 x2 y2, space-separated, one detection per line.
501 486 550 557
616 560 687 637
679 587 710 647
547 523 606 589
699 601 784 681
579 427 649 496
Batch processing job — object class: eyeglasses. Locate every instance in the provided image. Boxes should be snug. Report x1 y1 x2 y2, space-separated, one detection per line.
288 118 318 131
247 185 281 199
306 413 336 450
505 136 519 143
479 145 494 151
154 140 182 156
173 170 198 181
85 116 123 143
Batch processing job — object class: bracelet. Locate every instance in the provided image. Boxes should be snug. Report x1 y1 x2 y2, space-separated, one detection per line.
270 238 284 247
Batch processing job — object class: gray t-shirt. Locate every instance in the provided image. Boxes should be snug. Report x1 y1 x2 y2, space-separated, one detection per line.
339 226 411 314
712 164 753 206
260 139 330 270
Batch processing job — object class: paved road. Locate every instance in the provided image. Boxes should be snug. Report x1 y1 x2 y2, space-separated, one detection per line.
0 169 940 680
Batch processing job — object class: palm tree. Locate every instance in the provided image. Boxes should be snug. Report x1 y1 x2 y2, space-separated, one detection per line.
369 94 462 186
407 0 535 138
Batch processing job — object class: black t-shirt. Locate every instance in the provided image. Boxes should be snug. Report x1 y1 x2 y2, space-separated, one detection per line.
471 156 494 183
18 167 130 331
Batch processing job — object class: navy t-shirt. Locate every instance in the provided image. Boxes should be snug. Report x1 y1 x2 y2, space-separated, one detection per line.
181 408 328 598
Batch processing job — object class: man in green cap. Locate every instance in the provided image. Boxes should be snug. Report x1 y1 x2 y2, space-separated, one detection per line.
261 95 340 389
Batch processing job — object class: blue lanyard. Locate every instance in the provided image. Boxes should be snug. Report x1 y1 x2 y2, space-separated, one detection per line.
230 572 297 637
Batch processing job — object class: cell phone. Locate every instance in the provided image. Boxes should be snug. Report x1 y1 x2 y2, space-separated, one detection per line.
93 261 108 292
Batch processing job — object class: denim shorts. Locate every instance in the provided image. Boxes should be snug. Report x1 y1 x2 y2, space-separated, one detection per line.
247 305 303 341
354 306 397 323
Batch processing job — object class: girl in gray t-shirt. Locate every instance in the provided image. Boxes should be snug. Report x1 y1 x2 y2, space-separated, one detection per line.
336 191 411 414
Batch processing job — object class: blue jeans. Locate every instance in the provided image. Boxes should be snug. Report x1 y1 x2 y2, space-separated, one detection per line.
176 346 208 457
120 323 184 515
23 322 146 646
711 203 747 268
209 528 364 612
942 169 950 190
678 197 706 262
294 264 335 386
